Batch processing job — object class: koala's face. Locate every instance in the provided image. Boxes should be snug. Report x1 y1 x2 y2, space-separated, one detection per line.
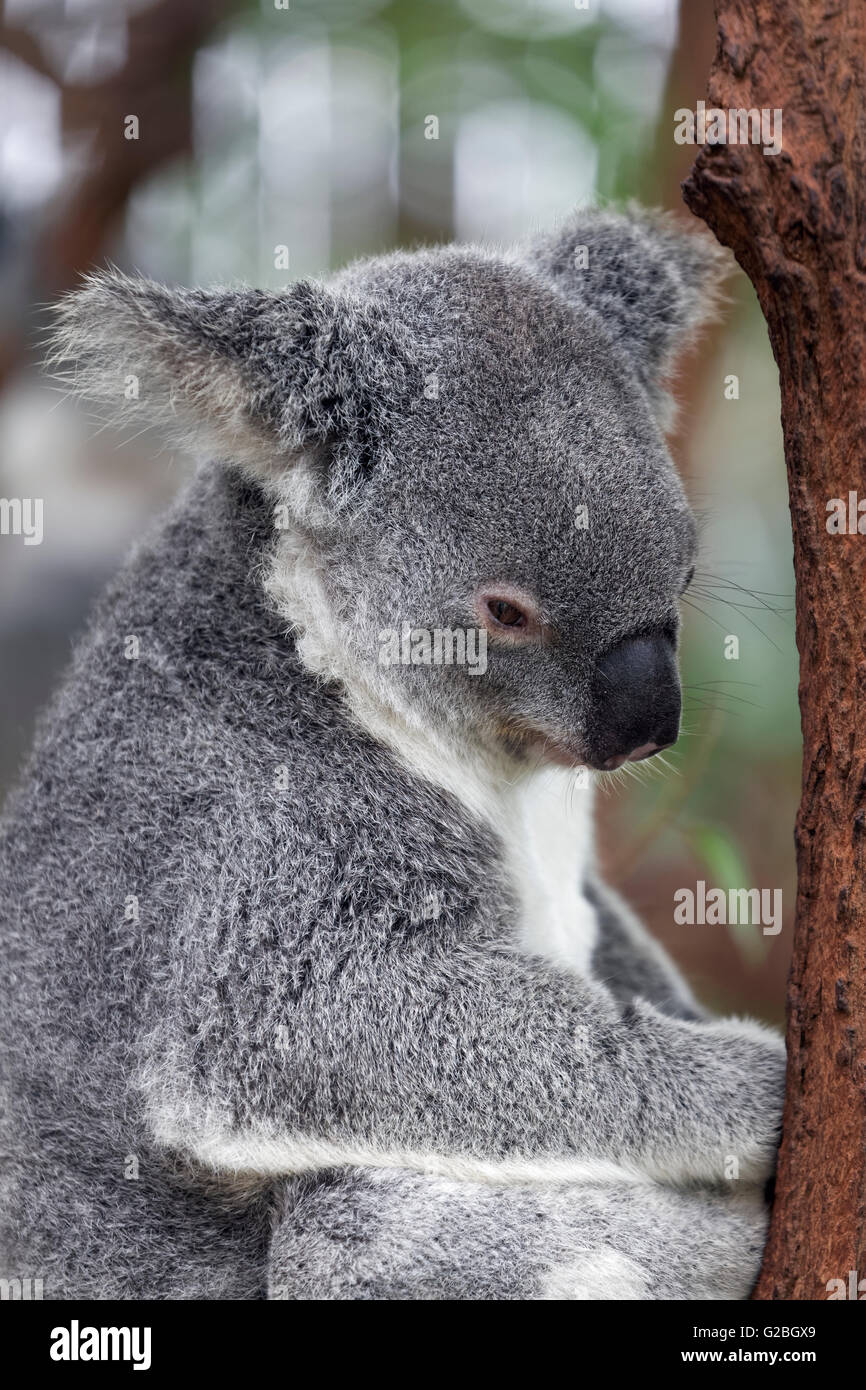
56 209 722 772
300 239 704 772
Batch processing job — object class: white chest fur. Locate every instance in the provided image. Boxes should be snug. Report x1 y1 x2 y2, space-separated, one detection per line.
363 724 600 978
323 683 600 978
499 766 598 976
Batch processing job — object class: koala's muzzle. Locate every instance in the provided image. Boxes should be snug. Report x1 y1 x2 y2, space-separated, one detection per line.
588 632 681 771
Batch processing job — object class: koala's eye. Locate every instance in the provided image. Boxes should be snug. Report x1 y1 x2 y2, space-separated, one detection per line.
486 598 526 629
475 586 545 643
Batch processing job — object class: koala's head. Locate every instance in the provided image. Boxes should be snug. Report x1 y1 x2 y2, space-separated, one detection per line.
54 208 726 773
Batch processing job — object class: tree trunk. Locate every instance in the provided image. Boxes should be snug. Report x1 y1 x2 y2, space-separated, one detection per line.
682 0 866 1300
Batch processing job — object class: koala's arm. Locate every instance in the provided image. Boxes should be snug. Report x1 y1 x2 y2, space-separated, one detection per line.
586 875 707 1022
161 916 784 1186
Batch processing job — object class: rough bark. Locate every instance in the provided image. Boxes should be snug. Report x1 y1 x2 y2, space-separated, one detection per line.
683 0 866 1300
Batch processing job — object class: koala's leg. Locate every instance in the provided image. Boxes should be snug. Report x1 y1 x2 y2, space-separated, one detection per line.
1 1140 274 1299
266 1168 768 1301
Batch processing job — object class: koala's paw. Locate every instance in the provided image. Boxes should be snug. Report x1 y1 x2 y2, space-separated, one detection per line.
705 1016 786 1185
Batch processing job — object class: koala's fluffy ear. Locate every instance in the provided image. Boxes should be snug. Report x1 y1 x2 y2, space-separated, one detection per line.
524 205 730 428
50 270 421 492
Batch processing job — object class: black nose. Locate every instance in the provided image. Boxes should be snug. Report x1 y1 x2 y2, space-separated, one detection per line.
589 632 681 770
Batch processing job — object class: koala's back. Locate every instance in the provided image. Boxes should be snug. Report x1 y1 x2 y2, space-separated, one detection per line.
0 465 509 1296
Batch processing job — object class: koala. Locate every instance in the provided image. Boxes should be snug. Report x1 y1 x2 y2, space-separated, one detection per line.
0 207 785 1300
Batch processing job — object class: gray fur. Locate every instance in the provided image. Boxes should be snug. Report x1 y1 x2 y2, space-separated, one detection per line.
0 208 783 1300
268 1168 768 1301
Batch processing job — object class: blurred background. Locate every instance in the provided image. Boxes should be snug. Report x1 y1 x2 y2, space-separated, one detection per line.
0 0 798 1021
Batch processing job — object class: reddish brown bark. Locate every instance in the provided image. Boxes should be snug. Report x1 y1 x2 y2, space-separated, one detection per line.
683 0 866 1300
